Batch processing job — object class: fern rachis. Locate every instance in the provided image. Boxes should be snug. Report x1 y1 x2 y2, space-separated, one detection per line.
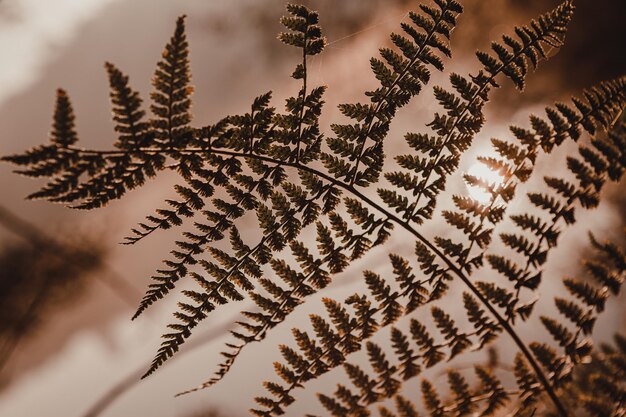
3 1 626 416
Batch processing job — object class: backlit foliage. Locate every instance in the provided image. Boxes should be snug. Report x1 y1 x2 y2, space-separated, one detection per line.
3 1 626 416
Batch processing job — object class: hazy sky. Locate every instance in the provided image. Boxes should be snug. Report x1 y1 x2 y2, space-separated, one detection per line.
0 0 123 106
0 1 624 417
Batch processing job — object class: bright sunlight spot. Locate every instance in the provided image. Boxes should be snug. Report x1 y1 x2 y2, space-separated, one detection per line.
465 160 505 204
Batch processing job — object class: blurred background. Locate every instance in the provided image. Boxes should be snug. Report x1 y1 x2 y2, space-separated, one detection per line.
0 1 624 416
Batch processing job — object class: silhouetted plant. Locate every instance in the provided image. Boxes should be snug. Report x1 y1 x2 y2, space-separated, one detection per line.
556 333 626 416
0 207 112 374
3 1 626 416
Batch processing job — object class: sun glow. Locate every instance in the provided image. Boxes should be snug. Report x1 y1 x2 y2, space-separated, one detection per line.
465 160 505 204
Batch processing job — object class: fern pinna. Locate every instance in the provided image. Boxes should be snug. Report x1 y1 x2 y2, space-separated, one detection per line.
3 0 626 416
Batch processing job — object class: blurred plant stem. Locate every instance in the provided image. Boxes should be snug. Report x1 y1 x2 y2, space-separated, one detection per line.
0 204 141 373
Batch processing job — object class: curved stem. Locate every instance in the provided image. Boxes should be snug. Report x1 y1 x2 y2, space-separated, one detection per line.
67 145 568 416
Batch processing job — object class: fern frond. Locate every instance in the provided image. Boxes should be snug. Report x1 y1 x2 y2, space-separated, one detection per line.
106 62 151 150
13 90 101 201
150 15 193 148
131 5 332 377
313 304 495 415
559 334 626 416
4 2 626 417
322 0 463 187
252 239 459 416
178 190 401 393
385 1 575 226
474 366 509 415
463 293 501 348
470 78 626 326
535 234 625 378
369 365 522 417
143 180 332 377
476 1 574 90
276 4 326 164
513 353 541 408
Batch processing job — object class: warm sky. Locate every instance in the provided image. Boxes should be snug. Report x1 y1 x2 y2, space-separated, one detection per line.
0 1 624 417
